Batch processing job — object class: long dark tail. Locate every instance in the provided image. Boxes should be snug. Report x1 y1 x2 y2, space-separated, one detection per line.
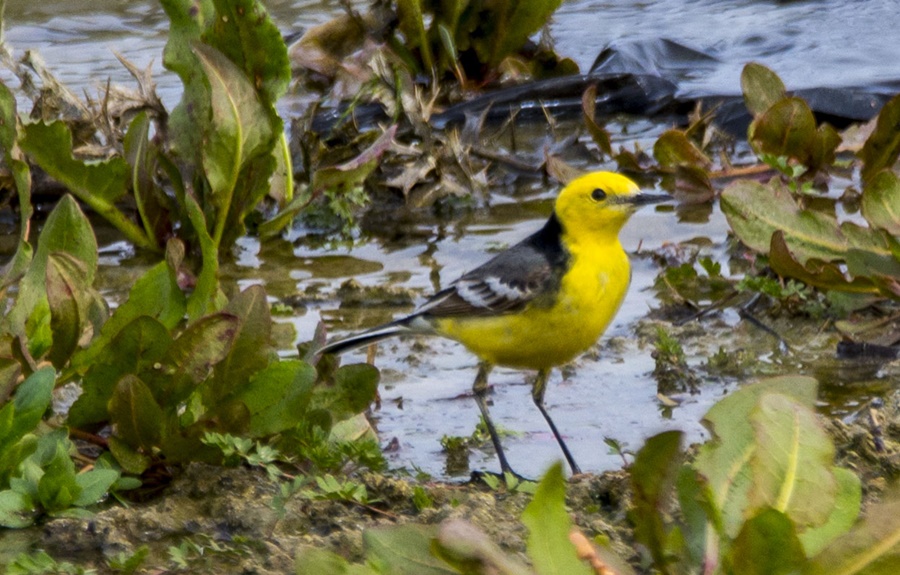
318 320 415 356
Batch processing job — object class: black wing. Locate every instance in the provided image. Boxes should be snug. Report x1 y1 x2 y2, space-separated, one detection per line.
416 214 568 318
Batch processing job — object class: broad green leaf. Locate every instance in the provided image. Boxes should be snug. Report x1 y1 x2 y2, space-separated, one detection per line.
109 375 164 451
862 170 900 236
800 467 862 556
768 232 879 295
68 316 173 428
4 195 96 338
808 494 900 575
311 364 380 423
364 524 455 575
0 366 55 445
741 63 787 116
749 97 817 164
0 490 34 528
45 253 88 368
434 519 533 575
73 469 119 507
860 93 900 186
67 261 186 376
207 285 273 401
160 0 214 163
748 393 837 528
522 462 592 575
227 360 317 437
193 41 273 210
732 508 806 575
108 436 151 476
810 123 841 171
629 430 684 572
163 313 239 403
693 376 817 538
207 0 291 103
721 179 849 263
19 121 153 251
36 441 80 512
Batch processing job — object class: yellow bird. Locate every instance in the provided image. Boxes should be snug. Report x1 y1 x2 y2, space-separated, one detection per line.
319 171 667 475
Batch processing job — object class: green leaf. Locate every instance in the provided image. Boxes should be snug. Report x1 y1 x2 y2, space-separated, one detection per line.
45 253 88 368
183 191 227 321
73 469 119 507
108 436 151 476
69 315 173 428
207 284 273 400
0 490 34 528
693 376 817 538
67 261 186 376
364 524 455 575
862 170 900 236
732 508 806 575
629 430 684 572
749 97 817 164
311 364 380 423
193 42 274 244
36 441 80 512
741 63 787 116
808 494 900 575
206 0 291 103
721 179 857 263
227 360 317 437
748 393 837 528
768 231 880 295
19 121 154 251
522 462 592 575
0 366 55 446
4 195 97 339
160 0 214 164
109 375 164 452
860 93 900 186
800 467 861 557
163 313 239 404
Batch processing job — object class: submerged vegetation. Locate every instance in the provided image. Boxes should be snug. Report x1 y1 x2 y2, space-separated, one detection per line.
0 0 899 572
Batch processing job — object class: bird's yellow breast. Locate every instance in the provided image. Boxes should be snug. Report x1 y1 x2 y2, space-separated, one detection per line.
434 240 631 370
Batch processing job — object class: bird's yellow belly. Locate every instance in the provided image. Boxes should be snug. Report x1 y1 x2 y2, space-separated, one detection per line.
435 250 630 370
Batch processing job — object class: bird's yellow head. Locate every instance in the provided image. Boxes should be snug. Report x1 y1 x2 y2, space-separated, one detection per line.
553 171 665 243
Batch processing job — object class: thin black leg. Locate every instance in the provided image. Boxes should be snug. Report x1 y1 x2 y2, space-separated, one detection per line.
532 369 582 475
471 362 515 476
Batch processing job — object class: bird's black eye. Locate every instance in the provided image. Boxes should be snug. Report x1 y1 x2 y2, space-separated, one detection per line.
591 188 607 201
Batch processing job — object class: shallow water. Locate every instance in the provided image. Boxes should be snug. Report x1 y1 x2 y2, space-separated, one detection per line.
2 1 898 478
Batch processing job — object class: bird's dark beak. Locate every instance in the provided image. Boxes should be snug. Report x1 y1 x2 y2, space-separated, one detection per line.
626 192 671 205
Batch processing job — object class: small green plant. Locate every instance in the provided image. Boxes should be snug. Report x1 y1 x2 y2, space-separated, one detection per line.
6 551 95 575
652 326 700 395
301 474 377 506
106 546 150 575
